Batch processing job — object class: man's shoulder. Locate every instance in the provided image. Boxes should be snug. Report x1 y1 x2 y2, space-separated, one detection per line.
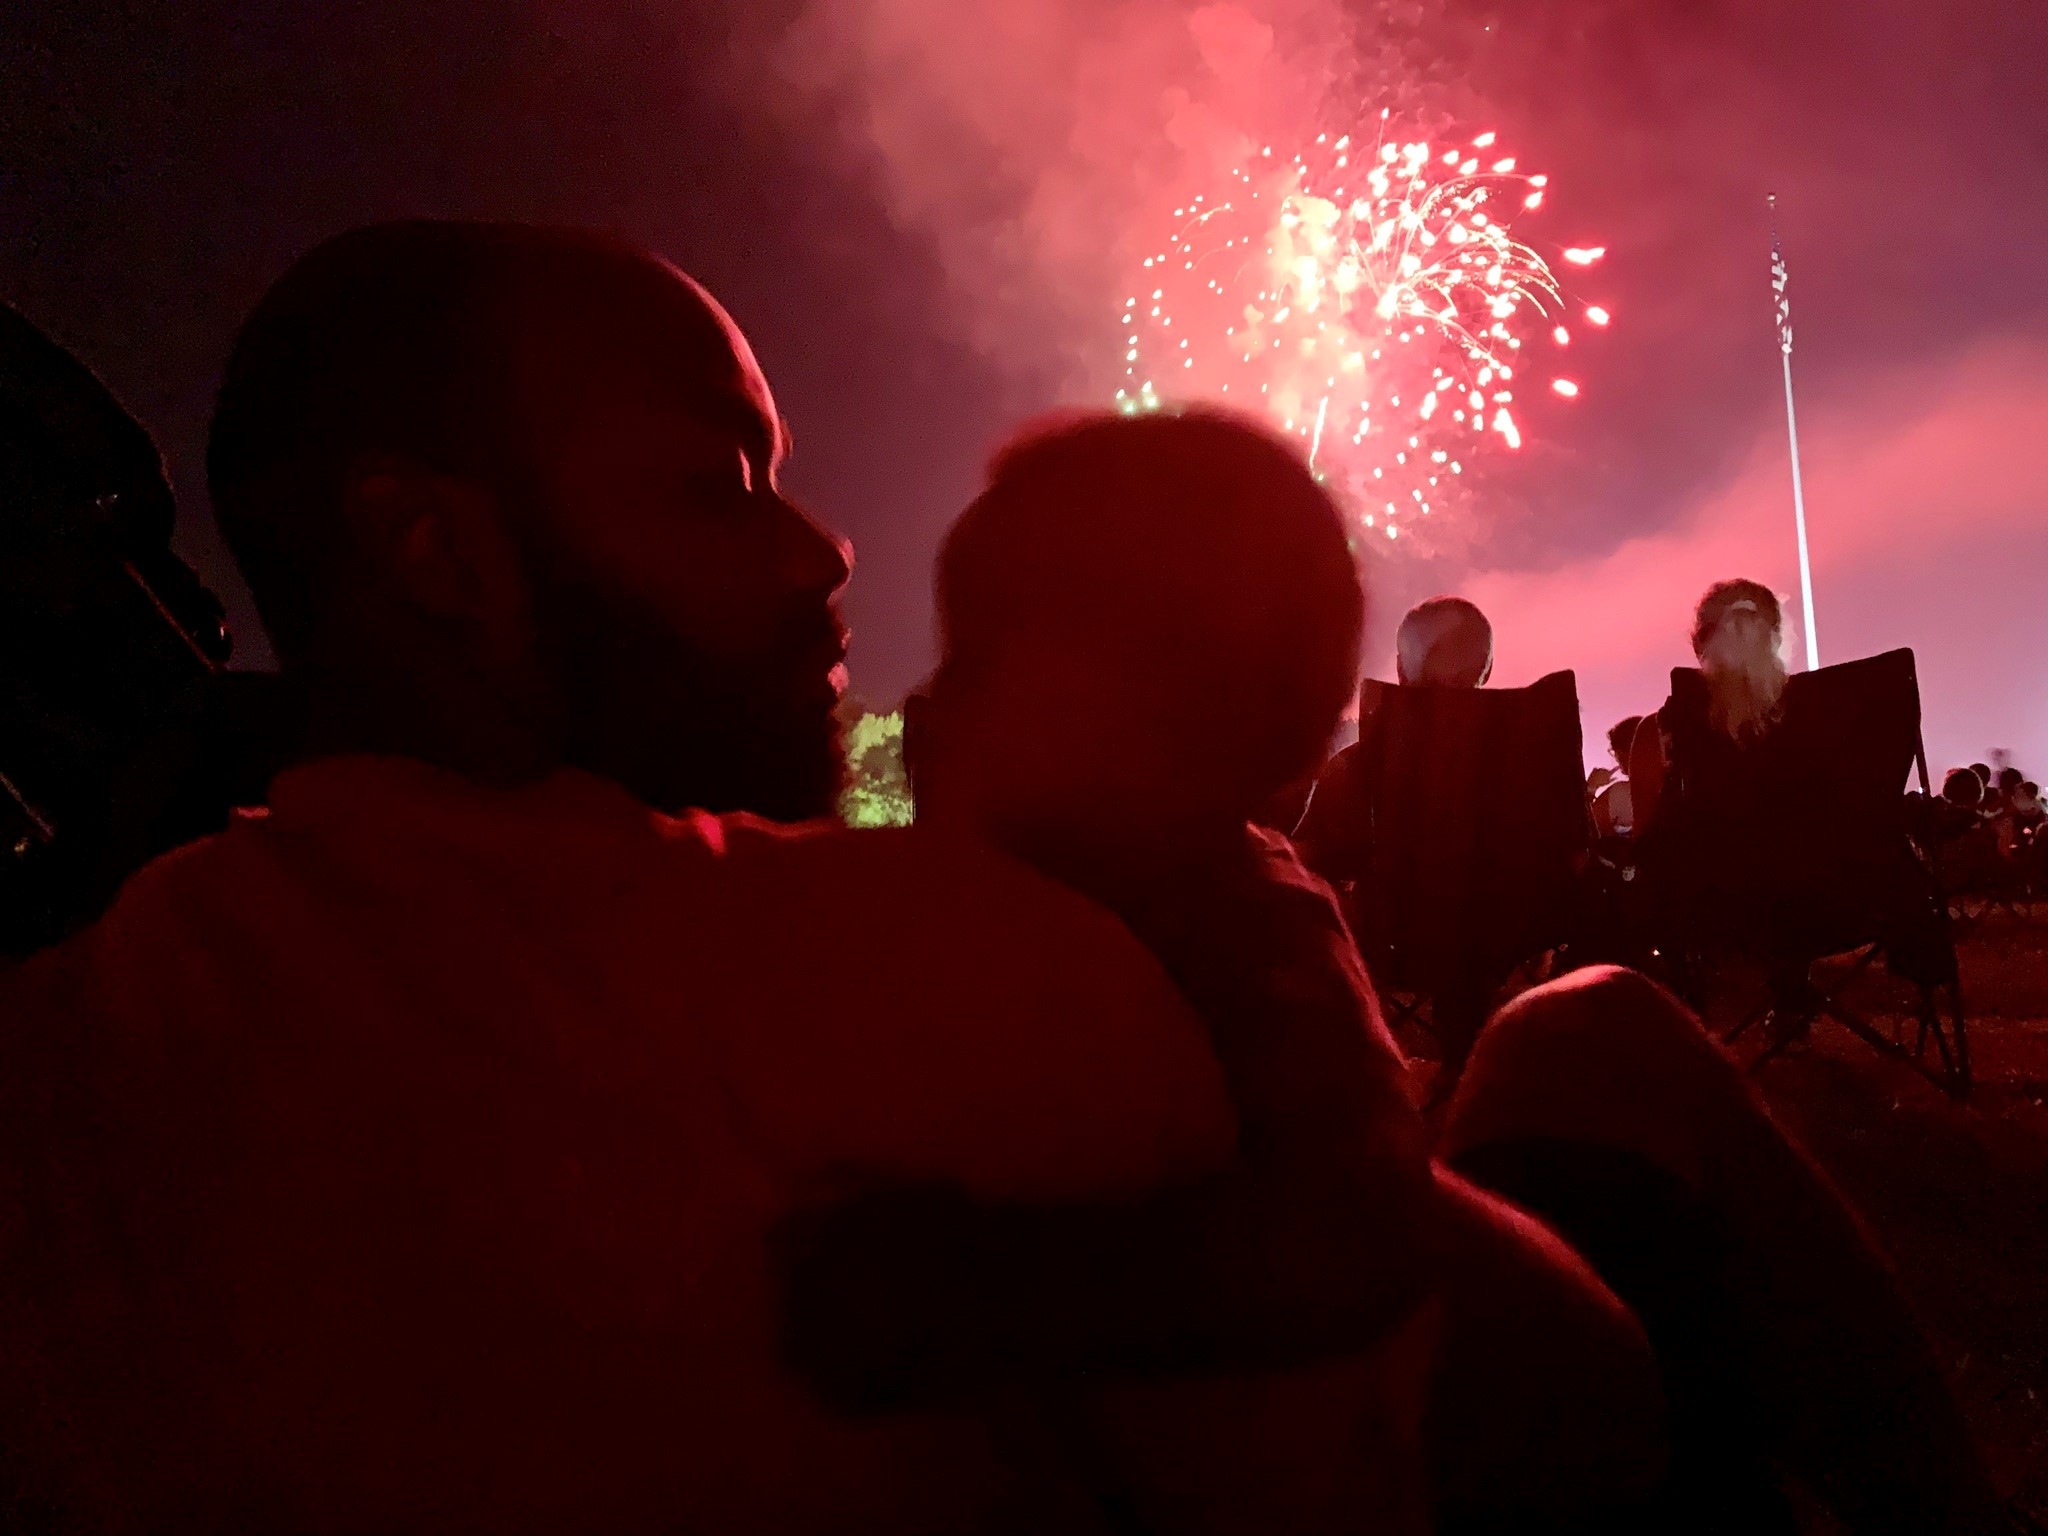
0 812 286 1024
38 812 276 959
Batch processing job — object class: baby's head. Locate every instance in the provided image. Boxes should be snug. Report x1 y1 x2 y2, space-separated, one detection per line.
920 410 1363 852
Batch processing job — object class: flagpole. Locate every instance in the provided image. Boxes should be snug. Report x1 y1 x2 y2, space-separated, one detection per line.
1769 194 1819 671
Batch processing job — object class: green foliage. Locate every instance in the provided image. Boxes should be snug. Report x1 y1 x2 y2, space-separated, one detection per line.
840 710 914 829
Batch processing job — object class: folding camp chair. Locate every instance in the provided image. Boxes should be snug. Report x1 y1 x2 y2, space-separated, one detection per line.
0 301 303 956
1644 648 1969 1098
1335 670 1591 1073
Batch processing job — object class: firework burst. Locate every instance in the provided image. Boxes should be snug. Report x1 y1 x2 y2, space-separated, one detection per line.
1116 115 1608 545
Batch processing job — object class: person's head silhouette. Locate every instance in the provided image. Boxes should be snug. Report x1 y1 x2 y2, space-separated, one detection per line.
919 409 1362 857
1395 596 1493 688
1607 715 1645 772
1942 767 1984 810
1690 579 1786 745
208 221 851 820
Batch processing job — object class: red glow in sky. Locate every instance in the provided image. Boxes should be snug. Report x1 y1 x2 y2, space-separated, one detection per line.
1463 340 2048 775
4 0 2043 775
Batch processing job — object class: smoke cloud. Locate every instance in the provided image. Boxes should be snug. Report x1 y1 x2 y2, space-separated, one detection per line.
708 0 2048 750
739 0 1461 397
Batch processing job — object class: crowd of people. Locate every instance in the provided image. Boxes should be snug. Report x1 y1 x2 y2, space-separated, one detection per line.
1926 761 2048 901
1583 647 2041 909
0 221 2029 1534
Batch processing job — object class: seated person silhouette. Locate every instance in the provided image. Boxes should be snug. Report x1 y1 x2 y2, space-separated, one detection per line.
1988 767 2031 856
1634 580 1954 972
2015 779 2044 825
1293 594 1510 1082
1933 766 2029 896
1631 579 1788 829
1631 579 1794 950
0 224 1258 1534
2020 784 2048 889
794 525 2007 1536
1249 591 1494 839
1592 714 1644 839
1930 767 1990 846
1293 593 1493 881
784 423 1670 1531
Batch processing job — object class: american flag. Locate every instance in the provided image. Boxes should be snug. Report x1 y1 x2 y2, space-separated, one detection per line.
1769 203 1794 356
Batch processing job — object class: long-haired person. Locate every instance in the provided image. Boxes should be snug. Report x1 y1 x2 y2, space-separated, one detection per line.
1629 578 1789 830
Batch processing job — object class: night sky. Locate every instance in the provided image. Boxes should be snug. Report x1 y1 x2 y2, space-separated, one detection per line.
6 0 2045 771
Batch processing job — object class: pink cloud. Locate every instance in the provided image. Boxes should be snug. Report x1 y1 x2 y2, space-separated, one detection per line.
1464 338 2048 774
749 0 1455 393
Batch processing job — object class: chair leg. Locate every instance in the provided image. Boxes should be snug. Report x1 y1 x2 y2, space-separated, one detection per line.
1917 991 1951 1074
1945 983 1972 1101
1911 981 1972 1101
1819 1000 1901 1074
1747 1023 1803 1074
1829 984 1972 1102
1724 1003 1768 1046
1725 942 1972 1101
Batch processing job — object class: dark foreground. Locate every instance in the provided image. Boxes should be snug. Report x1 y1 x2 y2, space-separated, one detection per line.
1745 910 2048 1523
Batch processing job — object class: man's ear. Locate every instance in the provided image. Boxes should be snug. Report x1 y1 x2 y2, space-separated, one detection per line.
342 461 533 659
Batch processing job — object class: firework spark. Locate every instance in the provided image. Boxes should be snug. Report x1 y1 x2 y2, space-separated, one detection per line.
1116 116 1607 542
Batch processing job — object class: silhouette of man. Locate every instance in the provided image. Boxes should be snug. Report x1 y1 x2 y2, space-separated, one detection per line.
0 223 1234 1533
208 221 850 823
1294 594 1494 882
1394 595 1494 689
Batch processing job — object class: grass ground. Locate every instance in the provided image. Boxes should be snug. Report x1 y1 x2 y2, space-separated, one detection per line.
1732 908 2048 1522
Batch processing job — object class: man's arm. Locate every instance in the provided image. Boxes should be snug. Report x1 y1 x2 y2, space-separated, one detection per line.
777 839 1440 1412
1290 745 1371 884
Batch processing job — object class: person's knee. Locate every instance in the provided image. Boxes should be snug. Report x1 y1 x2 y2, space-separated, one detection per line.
1440 965 1752 1179
1453 965 1720 1115
1486 965 1699 1057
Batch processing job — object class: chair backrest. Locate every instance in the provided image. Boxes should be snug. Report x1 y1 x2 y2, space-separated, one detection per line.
0 301 230 956
1664 647 1922 864
1656 648 1933 954
1347 669 1589 984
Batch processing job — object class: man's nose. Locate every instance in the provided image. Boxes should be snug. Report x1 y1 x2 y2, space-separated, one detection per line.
779 497 853 597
